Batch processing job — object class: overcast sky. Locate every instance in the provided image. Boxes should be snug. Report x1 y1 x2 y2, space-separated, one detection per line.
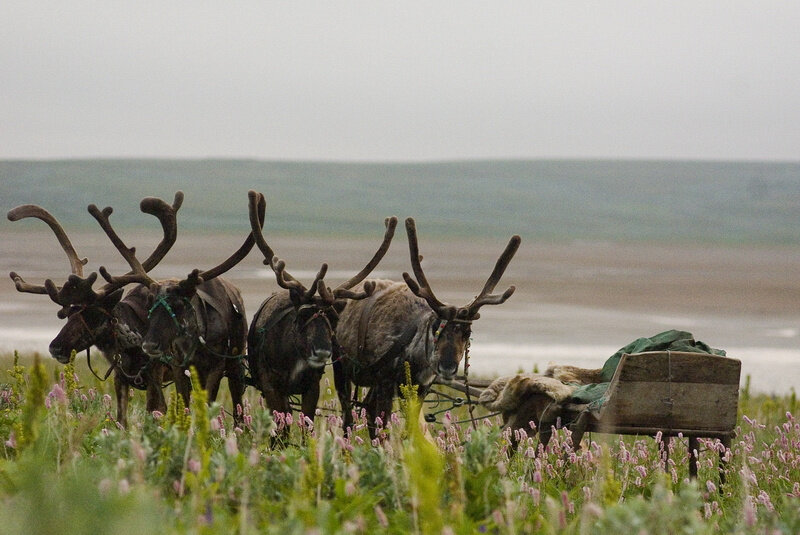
2 1 799 161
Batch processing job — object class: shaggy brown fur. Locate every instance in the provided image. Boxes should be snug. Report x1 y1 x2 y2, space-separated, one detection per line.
334 218 519 438
480 373 577 447
544 363 604 385
336 279 431 367
480 374 576 411
334 279 445 435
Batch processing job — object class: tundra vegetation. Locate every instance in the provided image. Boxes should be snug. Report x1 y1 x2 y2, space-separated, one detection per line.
0 352 797 534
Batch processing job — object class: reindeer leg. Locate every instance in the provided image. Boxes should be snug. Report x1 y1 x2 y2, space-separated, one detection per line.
226 362 246 427
365 383 393 440
301 380 321 426
145 364 167 414
204 363 225 403
333 360 354 434
174 365 192 408
262 385 292 442
114 372 129 429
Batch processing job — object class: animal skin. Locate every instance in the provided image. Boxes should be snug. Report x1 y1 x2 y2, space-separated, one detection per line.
544 363 604 385
479 373 578 449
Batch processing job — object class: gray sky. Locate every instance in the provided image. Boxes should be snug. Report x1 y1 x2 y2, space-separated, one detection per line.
2 1 799 161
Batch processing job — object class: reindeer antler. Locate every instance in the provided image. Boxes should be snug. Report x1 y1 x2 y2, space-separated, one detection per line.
7 204 92 315
332 216 397 298
184 190 266 288
402 217 457 319
248 189 318 299
464 235 520 318
139 191 183 272
94 191 184 293
91 204 156 288
272 258 327 302
248 190 395 306
7 205 88 277
402 217 520 320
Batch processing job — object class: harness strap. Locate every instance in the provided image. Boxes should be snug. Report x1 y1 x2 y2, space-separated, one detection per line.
196 288 228 317
118 295 148 326
258 304 295 335
86 347 117 382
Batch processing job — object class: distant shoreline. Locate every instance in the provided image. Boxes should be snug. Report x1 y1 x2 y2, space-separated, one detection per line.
2 229 798 395
3 159 799 244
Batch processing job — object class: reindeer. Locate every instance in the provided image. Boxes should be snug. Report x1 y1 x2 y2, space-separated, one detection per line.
334 218 520 437
244 190 397 435
130 193 266 424
7 193 183 427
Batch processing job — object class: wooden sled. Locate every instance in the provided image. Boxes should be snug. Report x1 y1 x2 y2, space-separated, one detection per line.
437 351 741 482
540 351 741 481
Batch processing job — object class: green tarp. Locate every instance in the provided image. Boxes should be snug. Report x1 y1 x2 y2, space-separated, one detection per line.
567 329 726 406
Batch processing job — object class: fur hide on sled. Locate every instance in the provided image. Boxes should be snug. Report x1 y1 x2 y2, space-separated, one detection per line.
478 362 601 447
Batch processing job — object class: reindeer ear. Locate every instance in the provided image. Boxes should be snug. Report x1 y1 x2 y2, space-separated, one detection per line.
288 289 303 307
178 269 203 296
99 287 124 308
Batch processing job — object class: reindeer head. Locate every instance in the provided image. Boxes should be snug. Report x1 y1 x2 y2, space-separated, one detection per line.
8 193 183 363
48 280 126 363
402 217 520 380
247 190 397 369
140 193 265 363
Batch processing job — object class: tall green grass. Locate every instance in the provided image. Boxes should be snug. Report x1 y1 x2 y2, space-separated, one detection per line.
1 351 798 533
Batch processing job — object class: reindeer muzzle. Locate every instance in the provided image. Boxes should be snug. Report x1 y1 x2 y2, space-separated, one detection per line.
308 348 332 368
437 362 459 380
49 344 72 364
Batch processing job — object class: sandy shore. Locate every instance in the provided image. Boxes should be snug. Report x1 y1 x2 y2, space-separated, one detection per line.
2 229 799 393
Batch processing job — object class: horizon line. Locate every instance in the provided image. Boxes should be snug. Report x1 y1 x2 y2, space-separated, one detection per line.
2 155 799 165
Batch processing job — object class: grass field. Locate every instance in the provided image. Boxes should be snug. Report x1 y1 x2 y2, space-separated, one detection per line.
1 351 798 534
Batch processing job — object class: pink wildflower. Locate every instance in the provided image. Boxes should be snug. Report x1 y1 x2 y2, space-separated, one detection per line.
225 435 238 456
374 505 389 528
757 490 775 512
635 465 647 478
188 458 201 473
496 461 507 476
98 478 112 495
